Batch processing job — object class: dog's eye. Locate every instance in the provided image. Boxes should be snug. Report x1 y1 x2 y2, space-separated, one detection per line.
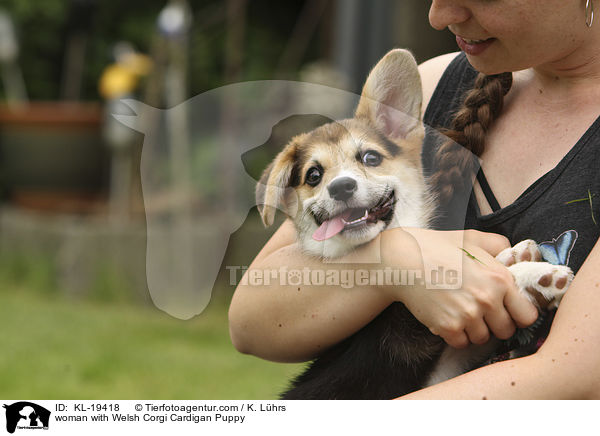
362 150 382 167
305 167 322 186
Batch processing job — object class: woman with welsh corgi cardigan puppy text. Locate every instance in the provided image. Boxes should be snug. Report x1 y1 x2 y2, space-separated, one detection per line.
229 0 600 399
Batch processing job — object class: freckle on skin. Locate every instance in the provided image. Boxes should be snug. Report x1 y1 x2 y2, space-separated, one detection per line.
482 396 487 400
565 352 569 355
552 359 555 362
278 324 282 327
511 381 516 386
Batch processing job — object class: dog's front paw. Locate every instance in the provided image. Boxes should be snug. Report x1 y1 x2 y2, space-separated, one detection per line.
508 262 573 310
496 239 543 266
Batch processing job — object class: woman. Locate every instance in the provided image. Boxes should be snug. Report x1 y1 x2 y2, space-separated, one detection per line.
229 0 600 399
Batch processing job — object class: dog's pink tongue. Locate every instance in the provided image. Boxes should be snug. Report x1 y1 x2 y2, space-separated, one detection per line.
312 210 352 241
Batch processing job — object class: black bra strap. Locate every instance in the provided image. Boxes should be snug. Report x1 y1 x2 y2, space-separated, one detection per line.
476 168 502 212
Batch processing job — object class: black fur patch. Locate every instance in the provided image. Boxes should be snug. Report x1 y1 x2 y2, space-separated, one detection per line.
289 146 310 187
280 303 445 399
374 129 402 157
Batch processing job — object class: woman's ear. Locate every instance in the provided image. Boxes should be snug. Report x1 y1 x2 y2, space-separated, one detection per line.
256 143 299 227
355 49 423 141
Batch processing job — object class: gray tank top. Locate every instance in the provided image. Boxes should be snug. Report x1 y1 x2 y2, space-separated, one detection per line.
423 53 600 275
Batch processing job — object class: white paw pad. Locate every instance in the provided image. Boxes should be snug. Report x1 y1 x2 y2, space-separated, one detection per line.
508 262 573 309
496 239 543 266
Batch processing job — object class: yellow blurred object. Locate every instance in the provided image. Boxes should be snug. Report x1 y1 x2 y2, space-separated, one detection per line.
122 53 153 76
99 53 153 99
99 64 136 99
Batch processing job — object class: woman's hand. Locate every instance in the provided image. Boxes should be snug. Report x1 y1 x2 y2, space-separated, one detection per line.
380 228 539 348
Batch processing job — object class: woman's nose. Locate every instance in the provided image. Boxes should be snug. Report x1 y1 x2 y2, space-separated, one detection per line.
429 0 471 31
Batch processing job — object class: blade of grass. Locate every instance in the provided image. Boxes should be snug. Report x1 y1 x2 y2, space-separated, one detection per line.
565 191 597 226
589 189 597 225
564 198 590 205
460 247 486 266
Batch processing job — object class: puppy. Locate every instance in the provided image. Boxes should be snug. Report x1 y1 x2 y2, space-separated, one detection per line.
256 49 572 399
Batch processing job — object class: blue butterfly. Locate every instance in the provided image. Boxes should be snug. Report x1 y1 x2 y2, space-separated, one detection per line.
538 230 578 266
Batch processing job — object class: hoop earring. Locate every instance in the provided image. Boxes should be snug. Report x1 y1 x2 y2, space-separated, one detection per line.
586 0 594 28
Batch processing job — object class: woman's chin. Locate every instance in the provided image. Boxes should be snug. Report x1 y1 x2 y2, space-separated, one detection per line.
464 55 513 76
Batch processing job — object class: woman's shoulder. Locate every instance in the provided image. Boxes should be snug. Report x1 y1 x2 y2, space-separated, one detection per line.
418 52 461 117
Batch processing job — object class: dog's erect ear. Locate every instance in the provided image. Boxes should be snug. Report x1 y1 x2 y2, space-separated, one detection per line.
355 49 422 141
256 143 299 227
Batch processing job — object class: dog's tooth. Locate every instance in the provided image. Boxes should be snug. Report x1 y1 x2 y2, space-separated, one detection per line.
343 209 370 225
354 210 368 224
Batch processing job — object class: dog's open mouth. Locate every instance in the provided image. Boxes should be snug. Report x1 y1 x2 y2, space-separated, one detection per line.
312 190 396 241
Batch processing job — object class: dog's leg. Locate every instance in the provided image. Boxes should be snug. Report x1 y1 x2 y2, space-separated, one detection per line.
424 340 499 387
496 239 543 266
496 239 573 309
508 262 572 309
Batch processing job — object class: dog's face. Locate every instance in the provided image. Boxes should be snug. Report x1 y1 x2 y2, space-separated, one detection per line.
257 49 429 258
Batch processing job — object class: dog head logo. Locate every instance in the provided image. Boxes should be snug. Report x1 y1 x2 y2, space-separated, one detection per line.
112 81 359 319
3 402 50 434
113 51 476 315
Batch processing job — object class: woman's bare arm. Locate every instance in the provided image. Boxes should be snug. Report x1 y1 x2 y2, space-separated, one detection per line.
419 52 460 118
228 218 537 363
228 219 395 363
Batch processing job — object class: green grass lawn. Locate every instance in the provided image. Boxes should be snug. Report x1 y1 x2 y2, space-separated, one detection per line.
0 288 304 399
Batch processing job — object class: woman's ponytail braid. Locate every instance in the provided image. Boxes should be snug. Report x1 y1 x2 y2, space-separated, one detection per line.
430 72 513 205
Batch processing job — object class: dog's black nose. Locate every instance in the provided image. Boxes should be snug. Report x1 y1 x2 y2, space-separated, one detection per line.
328 177 357 201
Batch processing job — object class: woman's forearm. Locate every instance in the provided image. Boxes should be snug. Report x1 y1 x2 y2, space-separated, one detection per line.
399 343 591 400
398 353 573 399
228 235 397 363
229 223 523 363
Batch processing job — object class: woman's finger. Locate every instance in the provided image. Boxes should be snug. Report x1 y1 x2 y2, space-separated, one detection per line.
504 287 539 328
465 230 511 257
464 318 491 345
483 307 517 340
441 331 470 348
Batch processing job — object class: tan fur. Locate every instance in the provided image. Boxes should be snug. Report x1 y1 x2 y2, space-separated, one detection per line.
355 49 423 143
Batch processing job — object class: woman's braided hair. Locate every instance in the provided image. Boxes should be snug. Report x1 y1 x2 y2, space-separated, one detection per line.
430 72 513 206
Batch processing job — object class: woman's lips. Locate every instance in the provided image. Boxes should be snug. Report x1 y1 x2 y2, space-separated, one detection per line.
456 36 494 55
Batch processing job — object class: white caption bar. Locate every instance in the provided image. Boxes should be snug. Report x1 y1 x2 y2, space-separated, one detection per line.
0 400 588 436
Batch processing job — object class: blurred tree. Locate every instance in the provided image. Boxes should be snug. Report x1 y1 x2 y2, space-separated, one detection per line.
0 0 319 102
0 0 69 100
